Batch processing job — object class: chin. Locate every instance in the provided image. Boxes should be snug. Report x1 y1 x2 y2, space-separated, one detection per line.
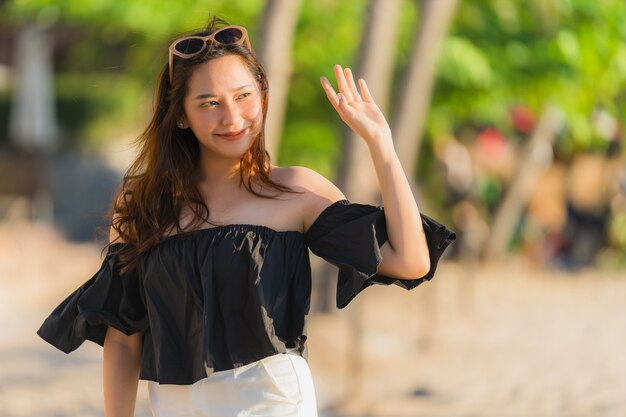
198 141 253 161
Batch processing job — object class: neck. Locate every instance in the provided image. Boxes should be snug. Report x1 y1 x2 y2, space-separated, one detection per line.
195 151 244 193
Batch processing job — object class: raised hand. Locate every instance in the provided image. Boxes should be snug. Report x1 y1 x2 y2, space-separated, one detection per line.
320 66 431 283
320 64 393 147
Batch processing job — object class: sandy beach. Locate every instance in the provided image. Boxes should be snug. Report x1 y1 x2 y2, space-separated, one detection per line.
1 221 624 417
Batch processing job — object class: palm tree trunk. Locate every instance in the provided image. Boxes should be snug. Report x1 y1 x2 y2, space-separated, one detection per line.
484 107 565 260
336 0 403 204
257 0 304 160
331 0 404 405
392 0 459 181
389 0 459 358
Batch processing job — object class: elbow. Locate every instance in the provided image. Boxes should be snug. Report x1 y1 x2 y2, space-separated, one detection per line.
399 250 431 279
406 258 430 279
379 244 431 279
384 257 430 280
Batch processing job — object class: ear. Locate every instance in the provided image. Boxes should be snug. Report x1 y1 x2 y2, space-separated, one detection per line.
177 115 188 129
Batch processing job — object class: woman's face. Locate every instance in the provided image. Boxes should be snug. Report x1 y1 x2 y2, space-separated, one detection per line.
181 54 263 160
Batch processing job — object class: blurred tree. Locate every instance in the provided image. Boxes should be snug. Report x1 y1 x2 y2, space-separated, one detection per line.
336 0 403 204
3 1 265 143
9 24 58 151
278 0 368 178
4 0 264 76
485 107 565 260
428 0 626 155
4 0 625 261
6 0 625 157
393 0 459 189
334 0 404 403
421 0 625 260
257 0 303 160
390 0 460 362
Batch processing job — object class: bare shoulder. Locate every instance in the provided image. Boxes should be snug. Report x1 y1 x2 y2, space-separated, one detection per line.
271 165 347 231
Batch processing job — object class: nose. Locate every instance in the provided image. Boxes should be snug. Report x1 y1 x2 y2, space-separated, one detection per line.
220 100 243 126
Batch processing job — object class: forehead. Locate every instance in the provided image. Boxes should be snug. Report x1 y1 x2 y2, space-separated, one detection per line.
186 54 257 94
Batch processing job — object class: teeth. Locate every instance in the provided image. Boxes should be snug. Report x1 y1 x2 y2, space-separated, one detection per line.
219 129 245 137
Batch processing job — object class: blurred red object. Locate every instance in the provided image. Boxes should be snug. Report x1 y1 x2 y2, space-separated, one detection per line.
511 105 536 134
476 127 507 159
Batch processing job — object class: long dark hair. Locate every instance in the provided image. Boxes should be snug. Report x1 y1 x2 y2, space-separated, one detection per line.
104 16 298 273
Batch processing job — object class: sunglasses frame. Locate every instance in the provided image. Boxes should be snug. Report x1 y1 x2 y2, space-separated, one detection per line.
168 25 252 83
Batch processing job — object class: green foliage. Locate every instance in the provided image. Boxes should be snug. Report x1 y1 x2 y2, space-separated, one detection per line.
4 0 625 263
5 0 264 36
279 121 339 180
4 0 369 175
431 0 626 155
54 73 146 146
279 0 368 174
4 0 625 167
4 0 264 85
439 36 494 89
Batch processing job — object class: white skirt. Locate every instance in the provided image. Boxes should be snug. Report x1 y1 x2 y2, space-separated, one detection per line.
148 351 318 417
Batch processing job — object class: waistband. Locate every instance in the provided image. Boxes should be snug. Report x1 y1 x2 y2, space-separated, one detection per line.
203 348 303 378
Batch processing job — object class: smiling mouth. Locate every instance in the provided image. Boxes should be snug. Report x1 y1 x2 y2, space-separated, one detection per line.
216 128 248 140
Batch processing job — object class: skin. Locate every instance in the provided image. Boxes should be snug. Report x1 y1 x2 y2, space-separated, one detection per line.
104 54 430 417
103 327 142 417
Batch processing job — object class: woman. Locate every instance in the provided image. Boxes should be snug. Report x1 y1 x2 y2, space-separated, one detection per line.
38 17 455 417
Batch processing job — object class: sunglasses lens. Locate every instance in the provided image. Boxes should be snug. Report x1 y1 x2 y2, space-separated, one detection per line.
174 38 205 54
214 28 244 45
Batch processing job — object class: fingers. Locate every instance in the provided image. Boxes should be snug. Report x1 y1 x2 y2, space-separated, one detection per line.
343 67 362 102
358 78 373 102
333 64 356 102
320 76 340 110
321 65 371 108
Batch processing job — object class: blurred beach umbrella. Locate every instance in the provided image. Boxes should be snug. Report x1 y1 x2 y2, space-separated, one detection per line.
9 24 58 151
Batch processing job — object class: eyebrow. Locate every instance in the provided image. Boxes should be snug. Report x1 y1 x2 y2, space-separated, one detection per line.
194 85 254 100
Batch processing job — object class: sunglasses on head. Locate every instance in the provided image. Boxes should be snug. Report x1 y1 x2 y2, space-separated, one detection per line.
168 25 252 83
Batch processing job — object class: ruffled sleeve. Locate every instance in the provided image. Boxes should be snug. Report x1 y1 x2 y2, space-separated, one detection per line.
305 199 456 309
37 243 148 353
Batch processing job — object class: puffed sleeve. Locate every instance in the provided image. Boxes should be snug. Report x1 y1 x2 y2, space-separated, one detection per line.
305 199 456 309
37 243 148 353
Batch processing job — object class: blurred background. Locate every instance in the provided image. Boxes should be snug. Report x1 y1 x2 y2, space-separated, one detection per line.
0 0 625 416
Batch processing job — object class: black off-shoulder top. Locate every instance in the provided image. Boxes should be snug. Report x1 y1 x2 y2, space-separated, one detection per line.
37 199 456 385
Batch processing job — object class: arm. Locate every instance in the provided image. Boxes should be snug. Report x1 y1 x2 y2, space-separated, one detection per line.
103 219 141 417
318 64 430 279
103 327 142 417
